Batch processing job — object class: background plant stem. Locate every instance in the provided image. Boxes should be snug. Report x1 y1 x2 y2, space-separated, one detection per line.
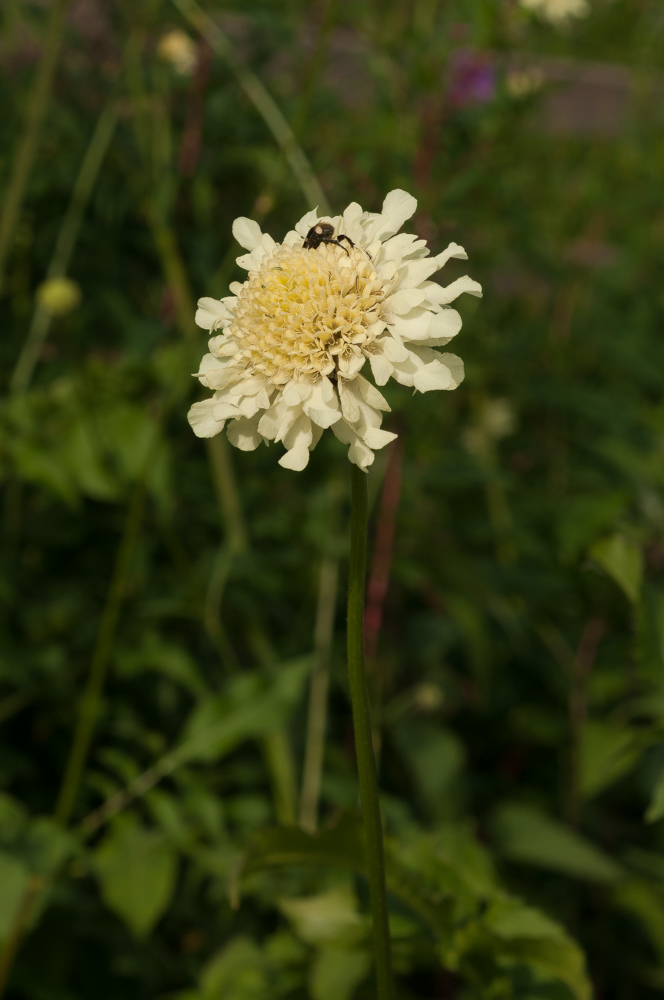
299 553 338 832
347 463 393 1000
171 0 330 214
0 0 71 294
10 99 119 394
0 875 45 997
54 475 148 825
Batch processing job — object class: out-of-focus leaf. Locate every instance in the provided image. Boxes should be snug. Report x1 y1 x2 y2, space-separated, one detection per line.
310 947 371 1000
493 803 622 883
59 422 118 501
94 818 177 936
234 816 591 999
0 792 27 843
94 403 156 482
181 657 312 763
446 594 492 696
391 719 465 818
580 720 643 798
558 492 628 564
0 850 29 941
590 533 643 603
278 884 368 948
115 630 208 697
278 885 371 1000
457 898 591 1000
615 879 664 960
25 817 75 875
199 937 268 1000
646 766 664 823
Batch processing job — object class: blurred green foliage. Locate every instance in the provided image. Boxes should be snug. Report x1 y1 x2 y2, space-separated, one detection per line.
1 0 664 998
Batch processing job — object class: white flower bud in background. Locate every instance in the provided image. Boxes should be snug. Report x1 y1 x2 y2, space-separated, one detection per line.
36 277 81 317
519 0 590 24
463 398 516 456
157 30 197 76
506 67 545 99
413 683 445 713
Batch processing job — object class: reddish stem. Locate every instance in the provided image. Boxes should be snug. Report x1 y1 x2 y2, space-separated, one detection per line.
364 438 405 662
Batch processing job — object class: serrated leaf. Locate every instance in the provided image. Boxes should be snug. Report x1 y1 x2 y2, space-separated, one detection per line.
493 803 622 883
94 819 177 936
233 816 591 1000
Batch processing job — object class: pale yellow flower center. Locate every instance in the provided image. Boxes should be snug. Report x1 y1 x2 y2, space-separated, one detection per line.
229 242 390 385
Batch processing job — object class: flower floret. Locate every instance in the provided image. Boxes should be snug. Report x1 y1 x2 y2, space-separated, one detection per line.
187 189 481 471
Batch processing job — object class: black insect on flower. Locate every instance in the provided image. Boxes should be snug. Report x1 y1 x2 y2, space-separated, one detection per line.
303 222 356 256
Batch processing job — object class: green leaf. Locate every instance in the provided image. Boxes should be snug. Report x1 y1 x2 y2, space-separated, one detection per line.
278 885 368 948
233 817 591 1000
0 850 29 942
458 898 592 1000
94 818 177 936
646 766 664 823
310 947 371 1000
493 804 622 883
615 879 664 960
25 817 75 876
580 720 642 799
558 492 628 564
181 657 312 764
115 630 208 698
590 533 643 604
199 937 268 1000
391 719 465 818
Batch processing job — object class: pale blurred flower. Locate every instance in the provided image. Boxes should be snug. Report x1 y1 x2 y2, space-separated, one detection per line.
463 398 516 455
188 190 482 471
157 30 197 76
36 277 81 316
413 682 445 712
519 0 590 23
506 67 545 98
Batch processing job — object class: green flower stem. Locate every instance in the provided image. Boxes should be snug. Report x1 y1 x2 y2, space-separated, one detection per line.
171 0 330 214
0 0 71 295
10 99 118 395
347 463 394 1000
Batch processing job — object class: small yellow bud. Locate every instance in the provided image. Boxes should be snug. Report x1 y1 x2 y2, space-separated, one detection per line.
157 30 197 76
36 277 81 317
413 683 445 712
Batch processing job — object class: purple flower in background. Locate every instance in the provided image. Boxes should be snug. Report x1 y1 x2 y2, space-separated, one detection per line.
448 49 496 107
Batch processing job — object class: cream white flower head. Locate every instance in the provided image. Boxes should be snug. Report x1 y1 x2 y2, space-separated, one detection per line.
519 0 589 23
188 190 482 472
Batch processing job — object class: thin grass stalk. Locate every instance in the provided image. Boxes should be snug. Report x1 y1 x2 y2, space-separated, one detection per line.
171 0 330 214
0 0 71 294
299 553 338 832
0 454 152 994
347 464 393 1000
10 99 119 394
54 474 149 825
0 875 45 997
